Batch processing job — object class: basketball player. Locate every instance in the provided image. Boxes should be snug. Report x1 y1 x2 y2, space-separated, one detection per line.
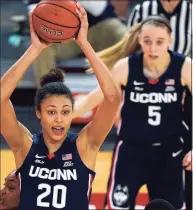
72 15 192 209
0 3 121 210
0 171 20 210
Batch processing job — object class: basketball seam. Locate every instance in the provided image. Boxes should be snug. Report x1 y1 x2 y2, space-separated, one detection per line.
36 2 80 26
33 13 79 28
36 27 78 42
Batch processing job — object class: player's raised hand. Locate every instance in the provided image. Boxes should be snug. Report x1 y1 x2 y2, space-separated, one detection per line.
183 150 192 171
29 12 51 53
75 2 88 45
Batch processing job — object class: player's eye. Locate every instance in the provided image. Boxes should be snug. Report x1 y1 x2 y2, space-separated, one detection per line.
48 110 56 115
157 40 163 45
144 40 152 45
7 184 15 190
62 110 70 115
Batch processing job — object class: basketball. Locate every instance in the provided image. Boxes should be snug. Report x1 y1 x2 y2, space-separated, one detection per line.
32 0 80 43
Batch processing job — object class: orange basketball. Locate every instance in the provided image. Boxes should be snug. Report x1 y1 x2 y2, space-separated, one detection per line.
32 0 80 43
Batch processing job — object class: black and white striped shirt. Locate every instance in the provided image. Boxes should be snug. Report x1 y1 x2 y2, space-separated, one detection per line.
128 0 192 56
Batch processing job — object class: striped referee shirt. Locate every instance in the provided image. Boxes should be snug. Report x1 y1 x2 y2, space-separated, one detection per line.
128 0 192 56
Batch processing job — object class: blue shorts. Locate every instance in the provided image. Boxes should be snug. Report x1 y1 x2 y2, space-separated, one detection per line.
104 139 184 209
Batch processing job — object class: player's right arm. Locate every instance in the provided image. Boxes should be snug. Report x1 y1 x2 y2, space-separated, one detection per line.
0 14 49 167
0 47 39 152
73 57 129 119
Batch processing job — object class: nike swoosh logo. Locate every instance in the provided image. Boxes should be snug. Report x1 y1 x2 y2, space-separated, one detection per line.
172 150 182 157
133 81 144 86
35 154 46 159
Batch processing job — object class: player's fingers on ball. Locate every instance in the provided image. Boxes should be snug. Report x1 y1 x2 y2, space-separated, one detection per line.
29 13 35 33
76 2 84 11
29 13 32 28
76 2 81 8
76 8 82 19
77 2 86 16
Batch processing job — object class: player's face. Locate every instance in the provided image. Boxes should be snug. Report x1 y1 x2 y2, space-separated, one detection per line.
0 172 20 209
138 24 172 62
36 95 73 142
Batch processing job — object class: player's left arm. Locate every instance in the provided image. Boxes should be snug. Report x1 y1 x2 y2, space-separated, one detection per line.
75 3 121 151
181 57 192 93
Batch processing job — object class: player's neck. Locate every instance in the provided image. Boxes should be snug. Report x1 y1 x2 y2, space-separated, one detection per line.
160 0 181 13
43 132 67 154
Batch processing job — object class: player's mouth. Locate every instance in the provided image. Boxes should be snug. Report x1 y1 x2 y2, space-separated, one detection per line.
51 126 65 135
149 55 158 60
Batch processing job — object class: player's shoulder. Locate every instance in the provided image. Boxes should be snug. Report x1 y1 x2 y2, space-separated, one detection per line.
181 56 192 74
169 50 186 64
112 57 129 87
184 56 192 64
114 57 128 68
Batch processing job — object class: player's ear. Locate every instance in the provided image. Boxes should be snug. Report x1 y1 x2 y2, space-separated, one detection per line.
36 109 41 119
138 34 142 46
168 35 173 48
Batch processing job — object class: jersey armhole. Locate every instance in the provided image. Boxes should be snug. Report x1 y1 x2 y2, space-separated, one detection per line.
74 139 96 177
121 57 130 90
16 134 37 173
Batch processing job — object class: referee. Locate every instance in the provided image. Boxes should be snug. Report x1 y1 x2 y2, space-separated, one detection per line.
128 0 192 56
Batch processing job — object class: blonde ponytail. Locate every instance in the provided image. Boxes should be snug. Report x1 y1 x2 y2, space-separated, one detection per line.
87 23 142 73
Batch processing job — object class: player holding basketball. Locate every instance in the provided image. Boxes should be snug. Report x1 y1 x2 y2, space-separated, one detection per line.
0 3 121 210
72 15 192 209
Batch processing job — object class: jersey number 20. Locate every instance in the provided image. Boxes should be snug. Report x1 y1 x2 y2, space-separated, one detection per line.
148 106 161 126
37 183 67 208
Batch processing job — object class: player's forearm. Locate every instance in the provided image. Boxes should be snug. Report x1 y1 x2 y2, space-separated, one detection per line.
79 41 121 103
73 87 104 119
1 45 41 101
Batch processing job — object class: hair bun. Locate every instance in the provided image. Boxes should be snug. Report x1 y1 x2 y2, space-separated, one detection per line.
40 68 65 87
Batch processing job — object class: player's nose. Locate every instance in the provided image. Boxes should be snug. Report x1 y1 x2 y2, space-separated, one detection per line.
150 43 157 54
55 114 63 123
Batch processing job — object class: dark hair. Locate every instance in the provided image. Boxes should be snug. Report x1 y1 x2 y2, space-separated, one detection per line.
34 68 74 110
144 199 175 210
140 15 172 34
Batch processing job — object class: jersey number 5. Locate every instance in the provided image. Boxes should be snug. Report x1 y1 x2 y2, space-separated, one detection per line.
148 106 161 126
37 183 67 208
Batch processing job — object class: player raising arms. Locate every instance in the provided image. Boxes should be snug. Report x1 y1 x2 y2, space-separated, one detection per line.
73 15 192 209
0 3 121 210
